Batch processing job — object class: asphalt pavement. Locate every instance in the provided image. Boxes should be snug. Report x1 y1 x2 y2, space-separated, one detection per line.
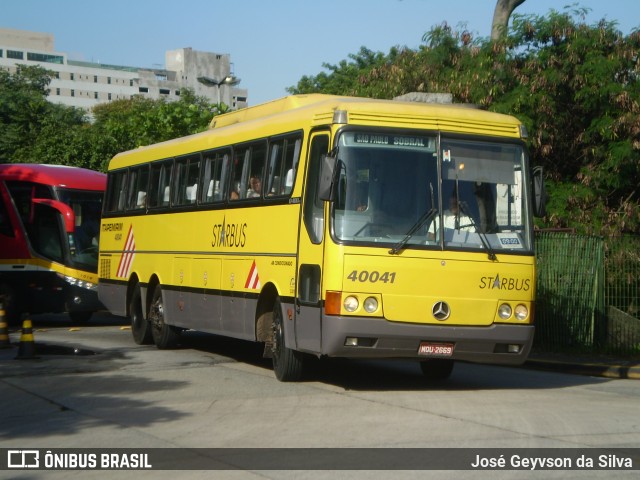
1 322 639 380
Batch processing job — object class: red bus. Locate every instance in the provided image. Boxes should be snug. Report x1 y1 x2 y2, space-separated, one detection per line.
0 163 106 323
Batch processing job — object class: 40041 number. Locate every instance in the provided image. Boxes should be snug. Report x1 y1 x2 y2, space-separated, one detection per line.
346 270 396 284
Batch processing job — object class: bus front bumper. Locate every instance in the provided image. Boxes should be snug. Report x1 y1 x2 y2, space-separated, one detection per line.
65 284 104 313
321 316 534 366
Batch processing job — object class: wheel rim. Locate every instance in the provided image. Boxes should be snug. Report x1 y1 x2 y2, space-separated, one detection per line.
272 306 284 361
149 291 164 331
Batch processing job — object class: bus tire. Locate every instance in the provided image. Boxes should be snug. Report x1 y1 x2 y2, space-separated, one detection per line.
149 284 179 349
130 283 152 345
419 358 454 381
271 297 304 381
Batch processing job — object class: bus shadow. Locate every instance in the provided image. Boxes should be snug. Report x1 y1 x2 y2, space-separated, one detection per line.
15 311 128 330
178 331 610 392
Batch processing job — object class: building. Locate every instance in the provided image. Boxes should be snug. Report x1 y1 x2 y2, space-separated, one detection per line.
0 28 248 111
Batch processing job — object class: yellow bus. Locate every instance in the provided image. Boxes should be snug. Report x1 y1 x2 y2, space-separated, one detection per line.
98 94 546 381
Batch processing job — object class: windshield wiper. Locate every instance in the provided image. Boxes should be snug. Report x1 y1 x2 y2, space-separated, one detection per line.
458 201 497 261
389 208 437 255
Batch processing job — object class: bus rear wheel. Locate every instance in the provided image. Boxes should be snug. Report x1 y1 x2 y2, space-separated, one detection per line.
130 282 152 345
271 297 304 381
419 358 454 381
149 284 179 349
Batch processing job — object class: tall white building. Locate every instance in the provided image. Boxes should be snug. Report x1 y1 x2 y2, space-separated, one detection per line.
0 28 248 111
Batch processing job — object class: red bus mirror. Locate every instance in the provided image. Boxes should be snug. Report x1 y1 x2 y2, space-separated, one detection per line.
31 198 76 233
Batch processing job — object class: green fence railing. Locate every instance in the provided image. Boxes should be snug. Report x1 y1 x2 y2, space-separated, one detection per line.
534 232 640 356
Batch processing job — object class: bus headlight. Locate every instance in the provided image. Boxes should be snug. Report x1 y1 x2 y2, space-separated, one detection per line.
514 304 528 321
63 275 97 291
498 303 512 320
343 296 359 313
363 297 378 313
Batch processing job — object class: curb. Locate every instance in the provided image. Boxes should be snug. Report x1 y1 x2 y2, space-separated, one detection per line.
525 358 640 380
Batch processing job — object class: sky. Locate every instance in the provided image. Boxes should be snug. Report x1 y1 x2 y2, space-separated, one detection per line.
3 0 639 106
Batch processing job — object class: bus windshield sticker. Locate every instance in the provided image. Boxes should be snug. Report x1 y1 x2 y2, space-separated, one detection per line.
496 233 523 248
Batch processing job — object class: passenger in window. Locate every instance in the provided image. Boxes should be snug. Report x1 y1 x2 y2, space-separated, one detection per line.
230 190 239 201
248 177 262 198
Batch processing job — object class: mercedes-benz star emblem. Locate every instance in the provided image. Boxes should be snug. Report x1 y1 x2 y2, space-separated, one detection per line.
432 301 451 321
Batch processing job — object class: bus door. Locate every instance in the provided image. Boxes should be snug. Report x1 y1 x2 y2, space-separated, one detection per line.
295 132 330 353
0 181 28 259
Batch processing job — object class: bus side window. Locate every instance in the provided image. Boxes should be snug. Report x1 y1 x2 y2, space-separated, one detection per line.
149 160 172 208
231 141 266 200
283 137 301 194
125 166 149 211
173 158 186 205
231 148 250 200
148 164 160 208
185 154 200 204
267 134 301 196
105 171 127 213
304 134 330 244
202 149 230 203
134 166 149 210
161 161 173 207
125 169 138 210
248 142 267 199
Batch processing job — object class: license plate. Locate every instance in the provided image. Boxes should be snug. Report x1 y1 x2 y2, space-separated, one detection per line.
418 342 454 357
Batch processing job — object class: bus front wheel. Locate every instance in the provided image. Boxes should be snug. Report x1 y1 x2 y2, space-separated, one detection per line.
130 282 152 345
419 358 454 381
271 297 304 381
149 284 179 349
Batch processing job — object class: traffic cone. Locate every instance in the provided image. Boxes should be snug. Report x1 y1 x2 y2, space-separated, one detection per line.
15 319 37 360
0 303 10 349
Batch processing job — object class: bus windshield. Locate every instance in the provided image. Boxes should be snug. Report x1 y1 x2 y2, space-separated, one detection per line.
332 130 533 254
57 188 103 270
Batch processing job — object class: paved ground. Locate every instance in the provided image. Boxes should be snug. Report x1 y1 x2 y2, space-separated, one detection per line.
526 352 640 380
3 320 639 380
1 316 639 479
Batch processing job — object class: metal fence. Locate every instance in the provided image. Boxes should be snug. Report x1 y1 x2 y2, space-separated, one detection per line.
534 232 640 356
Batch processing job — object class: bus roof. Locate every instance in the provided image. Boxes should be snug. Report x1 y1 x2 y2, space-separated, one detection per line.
0 163 106 191
108 94 524 170
208 94 522 133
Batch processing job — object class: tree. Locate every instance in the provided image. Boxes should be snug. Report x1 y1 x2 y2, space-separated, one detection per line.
287 6 640 235
491 0 526 41
92 88 217 151
287 46 399 98
0 66 72 163
0 66 219 172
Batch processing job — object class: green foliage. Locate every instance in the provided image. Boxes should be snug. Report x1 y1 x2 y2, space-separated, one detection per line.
0 65 83 163
288 6 640 235
0 65 220 173
91 88 218 166
1 5 637 236
287 46 400 97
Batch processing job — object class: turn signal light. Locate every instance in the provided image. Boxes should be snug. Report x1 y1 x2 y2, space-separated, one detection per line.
325 291 342 316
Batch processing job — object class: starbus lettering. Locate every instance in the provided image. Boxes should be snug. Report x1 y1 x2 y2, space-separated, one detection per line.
212 217 247 248
479 275 530 291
